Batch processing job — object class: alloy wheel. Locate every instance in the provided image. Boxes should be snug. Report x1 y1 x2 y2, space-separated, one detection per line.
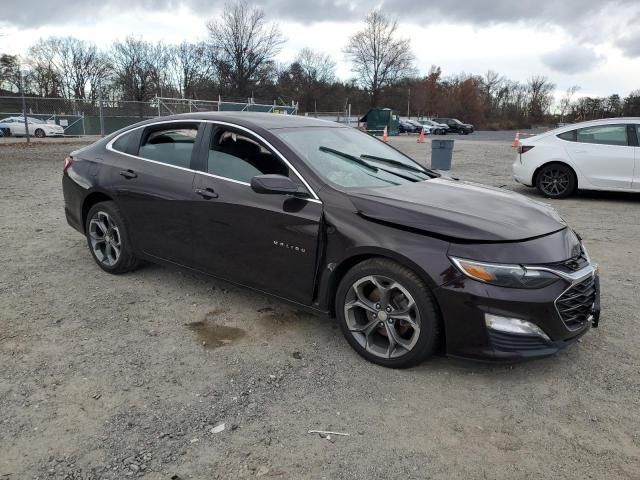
344 275 421 359
88 211 122 266
539 168 570 196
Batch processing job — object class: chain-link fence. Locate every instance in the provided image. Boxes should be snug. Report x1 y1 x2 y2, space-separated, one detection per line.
304 111 359 126
0 95 298 139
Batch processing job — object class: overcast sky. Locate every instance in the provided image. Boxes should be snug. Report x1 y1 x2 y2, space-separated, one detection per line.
2 0 639 98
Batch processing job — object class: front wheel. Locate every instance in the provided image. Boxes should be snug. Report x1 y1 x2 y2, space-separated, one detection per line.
34 128 46 138
535 163 577 199
85 201 139 274
336 258 441 368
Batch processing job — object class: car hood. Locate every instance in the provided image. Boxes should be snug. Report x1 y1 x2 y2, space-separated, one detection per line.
349 178 566 242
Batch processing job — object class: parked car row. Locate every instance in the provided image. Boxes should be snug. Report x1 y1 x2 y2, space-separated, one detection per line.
399 119 428 134
399 117 475 136
0 116 65 137
432 118 475 135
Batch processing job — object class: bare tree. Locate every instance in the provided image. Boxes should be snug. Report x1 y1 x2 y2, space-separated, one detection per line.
206 0 284 97
111 37 167 103
296 48 336 86
558 85 580 121
344 10 415 106
481 70 505 114
0 54 21 92
28 37 111 99
167 42 216 98
526 75 555 123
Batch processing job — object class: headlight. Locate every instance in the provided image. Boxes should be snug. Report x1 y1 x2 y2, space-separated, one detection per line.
450 257 560 288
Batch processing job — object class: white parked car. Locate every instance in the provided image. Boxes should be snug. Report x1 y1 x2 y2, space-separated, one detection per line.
512 118 640 198
420 119 449 135
0 116 65 138
407 119 431 134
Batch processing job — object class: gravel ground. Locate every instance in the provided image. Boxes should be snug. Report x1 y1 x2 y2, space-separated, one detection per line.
1 136 639 480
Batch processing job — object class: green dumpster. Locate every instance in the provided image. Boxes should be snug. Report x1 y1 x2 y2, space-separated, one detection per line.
359 108 400 136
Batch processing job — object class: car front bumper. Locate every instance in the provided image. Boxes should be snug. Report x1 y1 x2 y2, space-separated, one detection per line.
434 266 600 362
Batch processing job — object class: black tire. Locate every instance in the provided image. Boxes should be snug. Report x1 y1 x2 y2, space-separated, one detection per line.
85 201 139 274
535 162 577 199
336 258 441 368
34 128 45 138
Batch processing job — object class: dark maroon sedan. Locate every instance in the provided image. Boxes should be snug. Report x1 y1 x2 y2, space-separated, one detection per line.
62 112 600 367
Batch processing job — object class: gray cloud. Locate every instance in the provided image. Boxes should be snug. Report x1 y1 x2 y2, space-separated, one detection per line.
2 0 639 28
2 0 640 64
541 44 603 74
616 29 640 57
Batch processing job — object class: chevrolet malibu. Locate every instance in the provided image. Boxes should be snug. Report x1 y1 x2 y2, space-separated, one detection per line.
62 113 601 367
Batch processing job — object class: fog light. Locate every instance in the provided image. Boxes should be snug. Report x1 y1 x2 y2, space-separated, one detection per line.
485 314 550 341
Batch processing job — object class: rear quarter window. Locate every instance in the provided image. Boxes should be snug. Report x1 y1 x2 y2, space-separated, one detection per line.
556 130 576 142
112 130 138 153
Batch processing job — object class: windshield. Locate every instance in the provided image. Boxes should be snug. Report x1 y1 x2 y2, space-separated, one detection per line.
272 126 431 189
27 117 45 124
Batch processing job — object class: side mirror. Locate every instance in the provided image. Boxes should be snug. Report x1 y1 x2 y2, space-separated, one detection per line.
250 174 300 195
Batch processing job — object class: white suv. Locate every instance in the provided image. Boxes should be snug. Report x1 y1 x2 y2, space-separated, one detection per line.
513 118 640 198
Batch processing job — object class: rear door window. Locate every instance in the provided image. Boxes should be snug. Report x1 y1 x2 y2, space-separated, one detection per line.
138 123 199 169
575 125 628 146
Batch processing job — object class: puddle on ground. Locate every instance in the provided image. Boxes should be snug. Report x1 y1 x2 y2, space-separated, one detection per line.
185 317 245 350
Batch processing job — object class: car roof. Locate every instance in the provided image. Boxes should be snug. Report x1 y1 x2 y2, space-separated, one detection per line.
523 117 640 143
152 111 342 130
558 117 640 129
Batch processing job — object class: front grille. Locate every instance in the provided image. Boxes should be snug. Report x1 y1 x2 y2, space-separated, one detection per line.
556 275 596 330
488 330 551 352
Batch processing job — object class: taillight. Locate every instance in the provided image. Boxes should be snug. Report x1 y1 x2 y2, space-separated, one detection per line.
518 146 534 154
63 156 74 173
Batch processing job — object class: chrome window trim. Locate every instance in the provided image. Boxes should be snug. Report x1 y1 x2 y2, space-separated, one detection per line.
105 118 322 203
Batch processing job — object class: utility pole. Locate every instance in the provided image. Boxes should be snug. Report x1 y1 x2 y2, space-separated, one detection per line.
98 81 105 137
19 67 30 143
407 87 411 119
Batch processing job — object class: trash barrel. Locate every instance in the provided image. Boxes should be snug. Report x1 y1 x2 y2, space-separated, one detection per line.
431 139 454 170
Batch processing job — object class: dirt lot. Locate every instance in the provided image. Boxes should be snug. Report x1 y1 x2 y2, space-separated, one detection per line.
1 136 639 479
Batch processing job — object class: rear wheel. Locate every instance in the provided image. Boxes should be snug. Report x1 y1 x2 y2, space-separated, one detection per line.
536 163 576 199
336 258 441 368
34 128 46 138
85 201 139 274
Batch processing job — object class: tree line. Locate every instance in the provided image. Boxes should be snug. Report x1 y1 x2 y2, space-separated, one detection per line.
1 2 638 128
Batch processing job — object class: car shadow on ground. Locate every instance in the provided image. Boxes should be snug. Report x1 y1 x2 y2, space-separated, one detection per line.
125 259 577 378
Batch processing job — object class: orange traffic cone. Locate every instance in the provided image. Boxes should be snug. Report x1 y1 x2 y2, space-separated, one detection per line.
382 126 388 143
512 130 521 147
417 128 425 144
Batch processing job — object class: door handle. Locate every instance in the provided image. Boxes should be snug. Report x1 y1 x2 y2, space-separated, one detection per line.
195 187 218 199
119 169 137 179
